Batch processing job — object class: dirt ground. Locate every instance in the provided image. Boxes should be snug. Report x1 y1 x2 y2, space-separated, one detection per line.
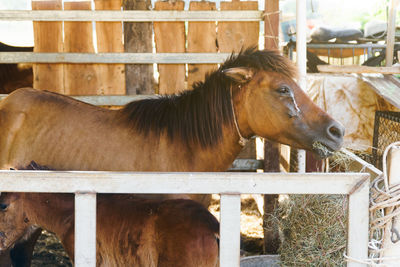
30 194 264 266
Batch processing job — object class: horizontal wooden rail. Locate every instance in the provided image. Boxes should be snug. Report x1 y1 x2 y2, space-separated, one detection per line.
0 10 263 22
0 171 368 194
318 65 400 74
0 171 370 267
0 52 232 64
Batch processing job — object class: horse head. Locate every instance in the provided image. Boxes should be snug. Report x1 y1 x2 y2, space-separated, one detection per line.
0 192 25 252
223 48 344 158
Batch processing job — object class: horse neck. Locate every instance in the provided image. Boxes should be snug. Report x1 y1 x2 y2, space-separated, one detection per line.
191 125 245 171
23 193 74 241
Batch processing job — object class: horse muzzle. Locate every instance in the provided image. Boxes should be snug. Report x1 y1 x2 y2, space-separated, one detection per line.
311 120 345 159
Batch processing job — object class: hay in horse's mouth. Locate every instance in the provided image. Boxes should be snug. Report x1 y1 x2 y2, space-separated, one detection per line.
312 141 335 158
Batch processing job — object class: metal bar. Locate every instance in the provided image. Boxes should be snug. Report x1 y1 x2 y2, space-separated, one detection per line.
220 194 241 267
0 171 369 195
386 0 399 66
347 179 369 267
0 10 263 22
0 52 231 64
75 193 97 267
308 43 399 49
296 0 307 173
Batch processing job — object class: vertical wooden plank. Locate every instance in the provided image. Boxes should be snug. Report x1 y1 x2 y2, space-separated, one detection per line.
263 141 280 254
123 0 154 95
220 194 241 267
75 193 97 267
32 0 63 93
264 0 279 50
94 0 125 95
154 1 185 94
347 181 369 267
64 1 98 95
218 0 259 53
187 1 217 89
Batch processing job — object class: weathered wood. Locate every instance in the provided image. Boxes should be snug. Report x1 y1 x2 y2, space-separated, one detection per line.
32 0 63 93
0 52 231 64
220 194 241 267
123 0 154 95
187 1 217 89
347 179 370 267
318 65 400 74
154 1 186 94
386 0 399 66
0 171 368 195
64 1 98 95
75 193 96 267
264 0 279 50
263 141 280 254
218 0 259 53
94 0 125 95
0 10 263 21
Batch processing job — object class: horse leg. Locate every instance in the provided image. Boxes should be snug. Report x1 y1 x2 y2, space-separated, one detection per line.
10 226 42 267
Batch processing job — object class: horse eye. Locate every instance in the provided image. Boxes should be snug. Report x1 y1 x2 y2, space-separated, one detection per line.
0 203 8 211
277 86 291 95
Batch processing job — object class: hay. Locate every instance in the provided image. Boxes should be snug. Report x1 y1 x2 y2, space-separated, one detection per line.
271 194 348 266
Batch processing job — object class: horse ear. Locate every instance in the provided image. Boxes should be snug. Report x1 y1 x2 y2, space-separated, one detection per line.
222 67 254 83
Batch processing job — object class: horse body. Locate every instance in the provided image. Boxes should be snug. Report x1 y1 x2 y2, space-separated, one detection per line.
0 192 219 267
0 88 240 174
0 48 344 178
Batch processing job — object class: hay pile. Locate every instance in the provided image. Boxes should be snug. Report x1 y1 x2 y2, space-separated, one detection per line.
272 194 348 266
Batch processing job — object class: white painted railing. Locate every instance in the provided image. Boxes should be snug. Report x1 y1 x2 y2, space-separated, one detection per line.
0 171 369 267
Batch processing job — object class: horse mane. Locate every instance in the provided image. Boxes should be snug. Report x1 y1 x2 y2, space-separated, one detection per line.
121 47 297 148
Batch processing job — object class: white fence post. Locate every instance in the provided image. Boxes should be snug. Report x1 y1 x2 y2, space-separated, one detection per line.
75 192 97 267
220 194 241 267
347 179 369 267
382 145 400 265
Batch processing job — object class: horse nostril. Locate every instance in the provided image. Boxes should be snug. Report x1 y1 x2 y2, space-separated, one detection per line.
328 123 344 140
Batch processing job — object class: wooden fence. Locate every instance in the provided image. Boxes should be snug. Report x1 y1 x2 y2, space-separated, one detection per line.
0 171 370 267
0 0 264 96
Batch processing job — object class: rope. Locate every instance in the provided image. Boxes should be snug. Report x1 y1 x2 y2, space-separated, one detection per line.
262 10 281 48
345 142 400 265
230 86 248 147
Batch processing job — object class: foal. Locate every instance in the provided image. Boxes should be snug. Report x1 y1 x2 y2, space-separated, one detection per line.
0 192 219 267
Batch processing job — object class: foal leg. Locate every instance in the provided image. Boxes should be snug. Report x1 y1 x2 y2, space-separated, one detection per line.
10 226 42 267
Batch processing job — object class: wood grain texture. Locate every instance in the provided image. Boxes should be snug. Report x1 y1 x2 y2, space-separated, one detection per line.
218 0 259 53
264 0 279 50
154 1 185 94
187 1 217 89
32 0 63 93
64 1 98 95
94 0 125 95
123 0 154 95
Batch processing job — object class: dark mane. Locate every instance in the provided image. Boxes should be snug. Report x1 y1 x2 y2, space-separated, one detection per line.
121 47 296 148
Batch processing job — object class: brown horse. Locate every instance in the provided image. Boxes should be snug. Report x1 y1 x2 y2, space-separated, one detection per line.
0 48 344 178
0 191 219 267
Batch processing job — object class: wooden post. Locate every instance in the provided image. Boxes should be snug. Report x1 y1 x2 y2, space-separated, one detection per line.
154 1 186 94
123 0 154 95
75 192 97 267
382 145 400 265
187 1 217 89
220 194 241 267
94 0 125 95
347 180 369 267
64 1 98 95
32 0 63 93
263 0 281 254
